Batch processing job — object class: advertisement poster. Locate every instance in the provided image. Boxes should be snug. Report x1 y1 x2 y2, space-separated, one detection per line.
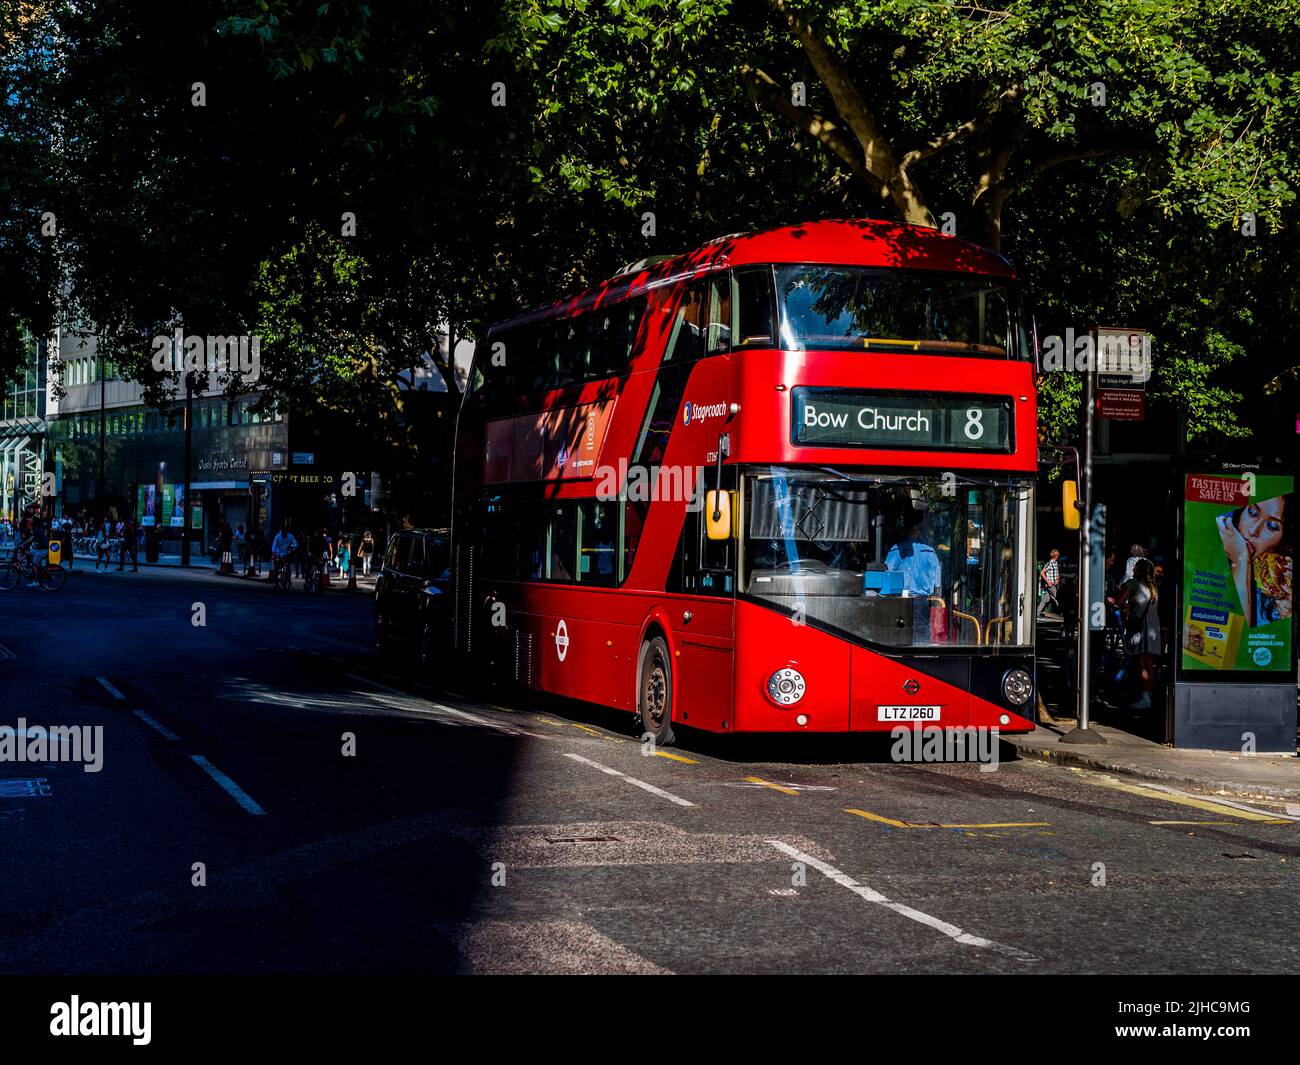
170 485 186 527
138 484 157 527
1182 472 1293 672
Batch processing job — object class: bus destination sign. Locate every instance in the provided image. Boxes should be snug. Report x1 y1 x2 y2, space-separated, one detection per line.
792 388 1013 452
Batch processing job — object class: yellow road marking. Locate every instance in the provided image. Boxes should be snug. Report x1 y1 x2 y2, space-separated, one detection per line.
656 751 699 764
844 808 1050 830
569 723 604 736
845 808 909 827
1149 820 1239 826
747 776 800 796
1087 776 1291 822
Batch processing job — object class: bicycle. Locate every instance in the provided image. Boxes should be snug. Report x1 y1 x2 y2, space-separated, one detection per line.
271 554 293 591
0 548 67 591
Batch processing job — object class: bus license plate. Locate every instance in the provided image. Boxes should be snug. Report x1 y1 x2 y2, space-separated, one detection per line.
877 705 941 721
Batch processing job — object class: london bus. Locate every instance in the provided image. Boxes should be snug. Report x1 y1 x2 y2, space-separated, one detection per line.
451 219 1037 745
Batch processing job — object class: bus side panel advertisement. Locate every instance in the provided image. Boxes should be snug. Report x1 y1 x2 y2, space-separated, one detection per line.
1181 472 1293 673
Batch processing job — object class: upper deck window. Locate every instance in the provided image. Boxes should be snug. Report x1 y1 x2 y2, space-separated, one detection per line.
776 265 1027 359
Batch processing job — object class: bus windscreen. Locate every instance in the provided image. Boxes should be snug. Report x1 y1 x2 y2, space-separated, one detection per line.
776 265 1026 358
744 468 1034 650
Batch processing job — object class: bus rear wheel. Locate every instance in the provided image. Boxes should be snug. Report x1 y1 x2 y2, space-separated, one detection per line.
637 636 676 747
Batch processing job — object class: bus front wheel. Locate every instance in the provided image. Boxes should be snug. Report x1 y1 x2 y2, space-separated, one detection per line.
638 636 676 748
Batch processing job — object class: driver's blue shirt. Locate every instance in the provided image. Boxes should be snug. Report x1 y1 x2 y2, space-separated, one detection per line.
885 539 942 596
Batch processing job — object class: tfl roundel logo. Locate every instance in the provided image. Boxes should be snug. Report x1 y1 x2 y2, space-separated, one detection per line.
683 401 692 425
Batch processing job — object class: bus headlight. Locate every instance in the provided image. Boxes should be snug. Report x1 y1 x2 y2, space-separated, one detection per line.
767 667 806 707
1002 669 1033 707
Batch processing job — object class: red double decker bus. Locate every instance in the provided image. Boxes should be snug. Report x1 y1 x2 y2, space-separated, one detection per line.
452 219 1038 744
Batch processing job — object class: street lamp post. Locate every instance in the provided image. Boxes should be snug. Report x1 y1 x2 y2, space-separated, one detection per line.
181 375 193 566
1061 353 1107 745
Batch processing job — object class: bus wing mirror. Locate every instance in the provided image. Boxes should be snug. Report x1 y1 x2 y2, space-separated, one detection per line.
1062 479 1080 530
705 490 732 541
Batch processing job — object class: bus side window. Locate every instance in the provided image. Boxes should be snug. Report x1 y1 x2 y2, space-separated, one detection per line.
547 504 577 582
696 465 735 584
732 267 775 348
586 298 645 380
577 500 617 586
705 274 732 354
663 280 708 362
621 500 645 583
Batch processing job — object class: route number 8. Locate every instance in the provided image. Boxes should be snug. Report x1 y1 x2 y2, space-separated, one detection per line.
963 408 985 440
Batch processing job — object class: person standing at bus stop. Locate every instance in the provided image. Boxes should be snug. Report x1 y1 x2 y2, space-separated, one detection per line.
1037 548 1061 618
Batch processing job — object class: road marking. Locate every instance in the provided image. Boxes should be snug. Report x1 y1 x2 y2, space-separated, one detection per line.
0 643 14 660
425 701 547 738
767 840 1033 960
655 751 698 764
845 808 1050 830
569 723 604 736
0 778 51 798
1085 776 1295 823
132 710 179 741
190 755 266 815
96 677 126 701
345 672 404 695
1149 820 1238 826
563 752 697 808
745 775 800 796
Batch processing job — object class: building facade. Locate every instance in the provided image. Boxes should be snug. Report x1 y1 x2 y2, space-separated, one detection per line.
0 333 47 524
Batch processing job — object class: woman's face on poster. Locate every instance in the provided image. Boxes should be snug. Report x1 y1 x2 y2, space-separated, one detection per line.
1236 497 1286 557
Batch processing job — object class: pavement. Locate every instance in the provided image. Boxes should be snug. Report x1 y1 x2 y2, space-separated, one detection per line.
59 549 379 593
2 565 1300 974
1011 722 1300 803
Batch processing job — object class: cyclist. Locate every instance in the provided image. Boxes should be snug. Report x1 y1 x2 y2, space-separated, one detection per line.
270 526 298 584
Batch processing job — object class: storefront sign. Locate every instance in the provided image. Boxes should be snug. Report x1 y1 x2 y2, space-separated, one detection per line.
1181 472 1293 673
792 389 1012 452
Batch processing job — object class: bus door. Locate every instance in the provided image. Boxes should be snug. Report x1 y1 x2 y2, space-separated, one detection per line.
668 457 736 732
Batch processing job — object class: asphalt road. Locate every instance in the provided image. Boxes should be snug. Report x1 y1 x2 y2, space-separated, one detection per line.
2 567 1299 975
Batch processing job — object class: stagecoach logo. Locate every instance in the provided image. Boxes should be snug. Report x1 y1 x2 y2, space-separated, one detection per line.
555 619 570 661
683 399 728 426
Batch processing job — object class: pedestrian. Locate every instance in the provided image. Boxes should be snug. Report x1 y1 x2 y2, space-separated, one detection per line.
118 517 139 571
338 535 351 579
1037 548 1061 618
95 519 110 570
1116 558 1161 710
1123 543 1147 582
359 529 375 576
218 520 234 575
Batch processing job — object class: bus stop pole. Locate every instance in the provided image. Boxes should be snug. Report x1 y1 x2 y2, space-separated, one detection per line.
1062 354 1107 744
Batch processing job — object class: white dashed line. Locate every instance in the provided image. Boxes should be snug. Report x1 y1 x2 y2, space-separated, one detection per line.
563 752 697 808
191 755 266 815
132 710 179 741
96 677 126 701
766 840 1033 961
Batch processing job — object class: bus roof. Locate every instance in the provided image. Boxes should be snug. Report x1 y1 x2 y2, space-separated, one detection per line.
490 218 1017 333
